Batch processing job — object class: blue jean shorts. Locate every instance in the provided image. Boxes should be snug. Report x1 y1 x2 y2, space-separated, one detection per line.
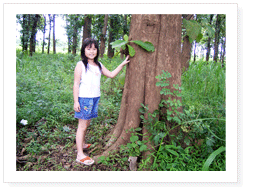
74 97 100 120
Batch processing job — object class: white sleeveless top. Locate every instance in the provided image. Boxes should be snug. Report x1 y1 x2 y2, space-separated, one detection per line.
79 62 102 98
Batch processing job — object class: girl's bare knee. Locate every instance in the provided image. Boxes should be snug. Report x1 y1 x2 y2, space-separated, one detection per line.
78 119 90 131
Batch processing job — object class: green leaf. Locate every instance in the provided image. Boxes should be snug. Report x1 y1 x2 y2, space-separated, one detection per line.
135 127 142 131
140 144 147 152
130 40 155 52
196 33 203 43
202 146 226 171
123 34 128 42
110 40 128 49
130 135 138 143
127 44 135 57
167 149 179 157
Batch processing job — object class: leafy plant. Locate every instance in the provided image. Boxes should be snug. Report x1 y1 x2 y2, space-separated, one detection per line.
121 127 148 157
110 34 155 57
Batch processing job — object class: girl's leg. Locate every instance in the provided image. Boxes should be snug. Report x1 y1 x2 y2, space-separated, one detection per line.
76 119 91 160
82 119 91 148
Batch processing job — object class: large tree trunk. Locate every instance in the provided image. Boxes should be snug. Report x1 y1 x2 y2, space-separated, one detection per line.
53 14 56 54
94 14 182 162
99 14 109 58
82 15 92 43
181 14 194 72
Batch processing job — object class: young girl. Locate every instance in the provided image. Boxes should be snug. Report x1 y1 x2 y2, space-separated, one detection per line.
73 38 130 165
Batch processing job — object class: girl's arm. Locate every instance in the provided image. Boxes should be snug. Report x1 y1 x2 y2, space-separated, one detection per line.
73 61 82 112
102 55 130 78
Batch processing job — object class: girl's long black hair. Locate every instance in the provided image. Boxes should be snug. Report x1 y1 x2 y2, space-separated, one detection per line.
81 38 102 71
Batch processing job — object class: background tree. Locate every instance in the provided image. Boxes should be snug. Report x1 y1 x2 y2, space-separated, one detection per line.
65 14 83 55
16 14 43 55
42 14 47 54
107 15 123 58
53 14 56 54
82 14 92 43
94 14 182 162
213 14 221 62
99 14 109 58
181 14 194 72
205 14 214 62
47 14 52 54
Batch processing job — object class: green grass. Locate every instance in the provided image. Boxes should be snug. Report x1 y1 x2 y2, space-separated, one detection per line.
16 49 225 171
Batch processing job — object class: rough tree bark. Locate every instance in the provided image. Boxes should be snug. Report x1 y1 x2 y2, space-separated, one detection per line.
99 14 109 58
94 14 182 162
181 14 194 72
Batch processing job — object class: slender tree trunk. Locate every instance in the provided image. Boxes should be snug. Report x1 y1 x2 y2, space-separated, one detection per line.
21 14 28 51
221 37 226 64
66 17 71 53
107 16 115 58
72 15 78 55
82 15 92 43
99 14 109 58
94 15 182 164
42 15 46 54
181 14 194 72
53 14 56 54
29 14 40 56
47 14 52 54
213 14 221 62
206 14 214 62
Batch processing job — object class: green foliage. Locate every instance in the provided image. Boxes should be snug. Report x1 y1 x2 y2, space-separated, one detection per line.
183 19 202 43
121 127 148 157
137 68 225 171
202 146 225 171
110 34 155 57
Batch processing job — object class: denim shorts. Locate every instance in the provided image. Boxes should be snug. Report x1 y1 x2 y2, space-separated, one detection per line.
74 97 100 120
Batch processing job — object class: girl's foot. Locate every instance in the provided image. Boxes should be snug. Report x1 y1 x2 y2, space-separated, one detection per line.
83 144 92 150
76 155 94 165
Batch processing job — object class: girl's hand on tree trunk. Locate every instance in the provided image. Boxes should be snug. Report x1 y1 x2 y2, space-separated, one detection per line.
121 55 130 66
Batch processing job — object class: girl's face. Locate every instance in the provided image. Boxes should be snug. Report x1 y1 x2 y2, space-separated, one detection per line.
85 44 97 60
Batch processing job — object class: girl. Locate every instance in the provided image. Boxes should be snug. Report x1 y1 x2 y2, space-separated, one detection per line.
73 38 130 165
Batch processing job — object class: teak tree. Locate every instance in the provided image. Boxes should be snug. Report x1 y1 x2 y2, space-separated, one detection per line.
94 14 182 161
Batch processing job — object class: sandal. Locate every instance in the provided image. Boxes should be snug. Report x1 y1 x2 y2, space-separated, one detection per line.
83 144 92 150
76 156 94 166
